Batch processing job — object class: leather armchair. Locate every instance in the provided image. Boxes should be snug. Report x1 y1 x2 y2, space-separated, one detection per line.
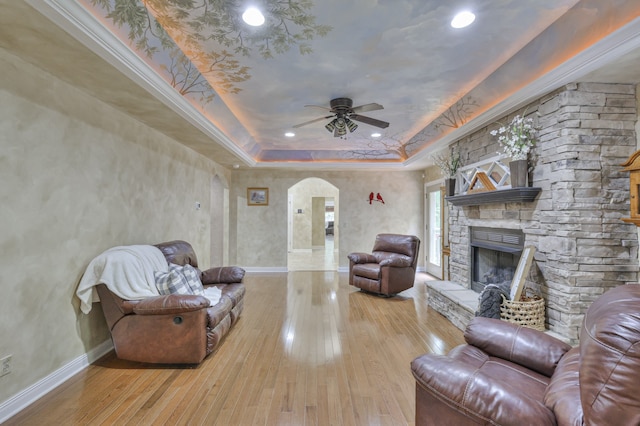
348 233 420 296
96 240 245 364
411 284 640 425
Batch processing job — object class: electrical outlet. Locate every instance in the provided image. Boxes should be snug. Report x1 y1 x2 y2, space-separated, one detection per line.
1 355 12 377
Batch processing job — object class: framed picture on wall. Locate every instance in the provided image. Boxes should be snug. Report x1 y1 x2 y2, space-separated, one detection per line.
247 187 269 206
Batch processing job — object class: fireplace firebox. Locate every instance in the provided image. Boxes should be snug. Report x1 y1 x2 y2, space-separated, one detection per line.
470 227 524 293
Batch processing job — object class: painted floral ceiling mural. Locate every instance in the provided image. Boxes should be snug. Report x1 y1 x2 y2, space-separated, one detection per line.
68 0 640 166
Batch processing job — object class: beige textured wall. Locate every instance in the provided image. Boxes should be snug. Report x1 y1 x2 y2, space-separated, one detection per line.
0 49 228 404
230 169 424 268
424 165 443 183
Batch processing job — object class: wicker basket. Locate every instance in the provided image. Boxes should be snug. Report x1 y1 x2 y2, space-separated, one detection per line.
500 294 545 331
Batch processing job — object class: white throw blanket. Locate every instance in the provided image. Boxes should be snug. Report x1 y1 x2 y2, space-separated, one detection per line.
76 245 168 314
203 286 222 307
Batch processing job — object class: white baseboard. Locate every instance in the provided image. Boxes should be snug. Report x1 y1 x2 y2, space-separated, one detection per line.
338 266 423 273
242 267 288 273
0 339 113 423
243 266 421 274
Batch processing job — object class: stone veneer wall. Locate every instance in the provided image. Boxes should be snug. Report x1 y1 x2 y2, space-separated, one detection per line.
448 83 638 343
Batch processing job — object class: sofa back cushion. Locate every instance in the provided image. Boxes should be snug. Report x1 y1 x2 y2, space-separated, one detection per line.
579 284 640 425
155 240 199 268
372 234 420 269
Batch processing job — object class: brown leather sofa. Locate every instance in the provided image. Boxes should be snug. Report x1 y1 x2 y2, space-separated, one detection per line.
411 284 640 425
348 233 420 296
96 240 245 364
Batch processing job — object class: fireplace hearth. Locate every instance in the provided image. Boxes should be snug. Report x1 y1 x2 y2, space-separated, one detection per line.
470 227 524 293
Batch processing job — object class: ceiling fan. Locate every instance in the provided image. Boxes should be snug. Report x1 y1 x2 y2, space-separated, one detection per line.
293 97 389 137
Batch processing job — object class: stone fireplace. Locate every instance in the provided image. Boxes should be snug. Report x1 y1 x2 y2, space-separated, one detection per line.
428 82 639 344
470 227 524 293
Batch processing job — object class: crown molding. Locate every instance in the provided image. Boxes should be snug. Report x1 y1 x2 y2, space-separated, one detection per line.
252 160 410 171
410 16 640 165
25 0 255 166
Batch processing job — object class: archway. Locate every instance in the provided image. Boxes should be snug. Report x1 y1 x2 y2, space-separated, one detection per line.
287 178 339 271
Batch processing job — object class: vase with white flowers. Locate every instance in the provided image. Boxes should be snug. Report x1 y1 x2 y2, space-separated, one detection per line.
490 114 536 187
432 147 462 196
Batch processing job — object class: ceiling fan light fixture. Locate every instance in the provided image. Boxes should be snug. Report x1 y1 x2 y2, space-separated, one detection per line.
325 120 336 132
345 118 358 133
242 7 265 26
334 117 348 136
451 11 475 28
294 97 389 137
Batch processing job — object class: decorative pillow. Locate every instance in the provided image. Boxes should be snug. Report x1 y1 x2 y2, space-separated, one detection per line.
182 264 204 296
155 263 204 296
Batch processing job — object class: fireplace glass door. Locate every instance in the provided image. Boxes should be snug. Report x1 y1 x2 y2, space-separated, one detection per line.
469 226 524 293
472 247 519 293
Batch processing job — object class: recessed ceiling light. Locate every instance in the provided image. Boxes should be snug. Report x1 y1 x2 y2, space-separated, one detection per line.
371 133 382 138
242 7 265 26
285 132 295 137
451 11 475 28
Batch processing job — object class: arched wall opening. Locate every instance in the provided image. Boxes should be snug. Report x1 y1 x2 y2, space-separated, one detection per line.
287 178 339 270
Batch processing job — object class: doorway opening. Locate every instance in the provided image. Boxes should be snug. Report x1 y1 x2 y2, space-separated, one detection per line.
287 178 339 271
424 182 446 279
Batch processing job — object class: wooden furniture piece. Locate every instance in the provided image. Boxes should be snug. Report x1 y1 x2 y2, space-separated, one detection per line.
621 150 640 226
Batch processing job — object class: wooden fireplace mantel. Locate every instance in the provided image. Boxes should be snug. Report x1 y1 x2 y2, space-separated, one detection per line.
445 187 542 206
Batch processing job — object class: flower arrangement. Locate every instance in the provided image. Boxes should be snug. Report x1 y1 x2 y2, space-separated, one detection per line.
490 114 536 161
432 147 462 178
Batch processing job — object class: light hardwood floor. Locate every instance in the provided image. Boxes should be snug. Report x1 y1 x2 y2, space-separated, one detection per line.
288 235 339 271
7 271 464 425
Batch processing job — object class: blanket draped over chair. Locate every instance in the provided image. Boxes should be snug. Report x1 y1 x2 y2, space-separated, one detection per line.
76 245 167 314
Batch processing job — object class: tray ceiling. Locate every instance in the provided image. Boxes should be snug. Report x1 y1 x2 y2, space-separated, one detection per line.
11 0 640 170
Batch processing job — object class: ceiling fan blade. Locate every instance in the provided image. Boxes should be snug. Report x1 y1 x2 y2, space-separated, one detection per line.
304 104 331 111
350 114 390 129
292 115 334 128
351 103 384 113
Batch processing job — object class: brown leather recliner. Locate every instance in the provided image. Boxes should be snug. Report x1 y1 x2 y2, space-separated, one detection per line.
348 233 420 296
411 284 640 425
96 240 245 364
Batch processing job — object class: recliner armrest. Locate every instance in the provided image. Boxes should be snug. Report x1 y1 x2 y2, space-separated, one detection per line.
378 257 412 267
201 266 245 284
347 252 377 264
465 317 572 377
132 294 210 315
